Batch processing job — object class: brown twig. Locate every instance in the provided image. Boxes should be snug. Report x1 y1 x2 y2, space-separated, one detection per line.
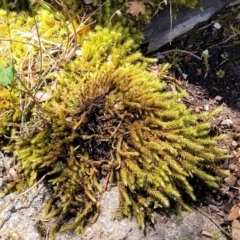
103 171 111 192
109 111 127 140
163 74 183 86
196 207 232 239
155 49 202 60
208 34 236 49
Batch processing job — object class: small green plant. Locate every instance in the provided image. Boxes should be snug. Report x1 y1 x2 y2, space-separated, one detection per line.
0 58 16 86
231 7 238 13
220 52 229 61
216 69 225 79
167 51 182 66
202 50 210 76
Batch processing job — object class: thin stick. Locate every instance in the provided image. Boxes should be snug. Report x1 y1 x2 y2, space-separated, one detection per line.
169 0 173 45
196 208 232 239
109 111 127 140
163 74 183 86
103 171 111 192
0 174 46 214
155 49 202 60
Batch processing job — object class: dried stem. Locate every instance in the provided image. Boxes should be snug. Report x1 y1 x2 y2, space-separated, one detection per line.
0 174 46 214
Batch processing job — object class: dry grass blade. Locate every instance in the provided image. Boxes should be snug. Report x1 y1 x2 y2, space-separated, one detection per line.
0 174 46 215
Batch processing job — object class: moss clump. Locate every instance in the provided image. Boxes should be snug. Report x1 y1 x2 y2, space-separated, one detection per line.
0 3 230 240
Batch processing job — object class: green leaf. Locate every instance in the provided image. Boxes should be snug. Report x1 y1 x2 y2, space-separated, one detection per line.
40 2 56 15
0 60 16 86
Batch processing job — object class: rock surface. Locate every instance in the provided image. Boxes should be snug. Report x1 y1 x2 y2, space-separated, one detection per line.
142 0 229 54
0 164 227 240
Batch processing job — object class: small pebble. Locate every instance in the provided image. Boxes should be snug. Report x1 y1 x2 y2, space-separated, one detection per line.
156 54 164 59
221 119 233 127
8 167 17 181
213 22 221 29
215 95 223 102
202 49 209 55
195 107 200 113
232 141 238 147
224 175 237 187
27 209 33 217
228 163 236 171
182 73 188 79
233 150 238 156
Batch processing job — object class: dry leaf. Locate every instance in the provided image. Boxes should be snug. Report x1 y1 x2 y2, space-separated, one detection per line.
5 167 18 181
232 220 240 239
227 205 240 221
34 91 53 102
125 2 145 16
201 230 214 238
50 81 57 91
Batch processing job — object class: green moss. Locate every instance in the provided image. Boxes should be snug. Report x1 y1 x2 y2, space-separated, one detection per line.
0 2 230 239
0 86 21 135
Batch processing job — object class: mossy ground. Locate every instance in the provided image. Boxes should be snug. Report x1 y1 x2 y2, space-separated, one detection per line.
0 1 232 239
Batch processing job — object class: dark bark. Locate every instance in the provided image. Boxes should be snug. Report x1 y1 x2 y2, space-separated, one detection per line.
142 0 231 54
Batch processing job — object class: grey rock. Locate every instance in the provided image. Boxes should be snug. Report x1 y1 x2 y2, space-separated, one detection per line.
0 185 227 240
224 175 237 187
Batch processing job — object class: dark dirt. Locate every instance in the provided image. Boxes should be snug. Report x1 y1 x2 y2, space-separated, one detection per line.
147 2 240 239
